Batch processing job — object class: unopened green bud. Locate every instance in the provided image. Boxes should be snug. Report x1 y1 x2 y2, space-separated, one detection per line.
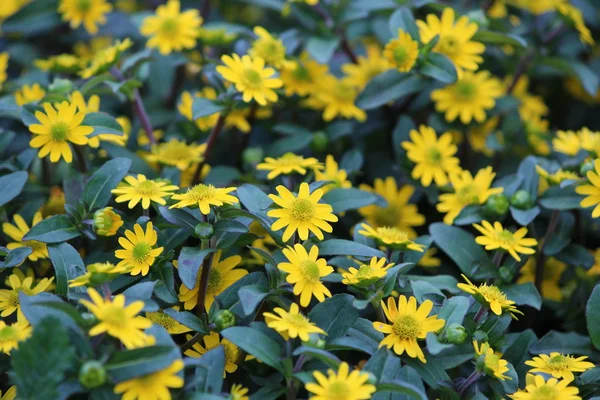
498 266 513 283
48 78 73 94
194 222 214 239
242 147 264 166
307 336 326 349
365 371 378 386
214 309 236 331
484 194 510 217
473 330 489 343
580 160 595 176
81 312 97 328
310 131 328 153
445 323 468 345
510 190 533 210
93 207 123 236
79 361 107 389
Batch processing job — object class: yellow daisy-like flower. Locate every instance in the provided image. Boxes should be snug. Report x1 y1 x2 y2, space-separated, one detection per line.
579 127 600 154
80 288 154 349
230 384 249 400
114 360 184 400
416 7 485 77
73 36 112 61
557 2 594 46
517 257 566 302
40 186 66 217
373 296 445 363
249 26 288 68
0 273 54 321
185 331 240 375
35 54 83 74
111 174 179 210
2 211 48 262
535 165 579 187
359 224 425 252
93 206 124 236
316 75 367 122
79 38 132 79
267 183 338 242
509 373 581 400
115 222 164 276
146 139 206 171
457 274 523 318
437 167 504 224
263 302 325 341
29 101 93 163
257 152 323 180
359 177 425 237
431 70 504 124
179 251 246 312
383 29 419 73
278 244 333 307
305 362 376 400
525 352 594 381
145 309 192 335
68 262 126 288
509 75 549 122
314 155 351 193
576 159 600 218
0 387 15 400
14 84 45 106
473 340 511 380
341 44 389 90
473 221 538 262
341 257 394 287
0 52 8 90
58 0 112 35
401 125 462 187
140 0 202 55
552 129 581 156
0 320 32 355
216 54 282 106
280 52 328 97
169 184 238 215
178 89 220 132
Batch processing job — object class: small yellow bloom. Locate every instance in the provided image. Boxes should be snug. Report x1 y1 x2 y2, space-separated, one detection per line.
473 340 511 380
68 262 126 288
525 352 594 381
35 54 83 74
79 38 132 79
341 257 394 286
114 360 184 400
0 320 31 355
170 184 238 215
40 186 66 217
305 362 376 400
257 152 323 180
383 29 419 73
342 43 389 89
146 139 206 171
373 296 445 363
535 165 579 188
58 0 112 35
517 257 566 302
473 220 538 262
267 183 338 242
315 75 367 122
145 309 192 334
111 174 179 210
280 52 328 97
93 207 124 236
264 302 325 341
509 373 581 400
576 159 600 218
80 288 154 349
0 53 8 90
0 273 54 321
185 331 240 375
279 244 333 307
509 75 549 123
178 89 220 131
314 155 351 193
15 84 46 106
140 0 202 55
359 224 425 251
115 222 164 276
249 26 288 68
2 211 49 262
457 274 523 318
230 384 250 400
552 130 581 156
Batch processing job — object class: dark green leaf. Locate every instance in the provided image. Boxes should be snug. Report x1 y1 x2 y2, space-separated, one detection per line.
47 242 85 296
421 53 457 83
472 30 527 48
177 247 216 290
163 308 208 333
306 36 340 64
556 243 595 269
83 112 125 137
293 346 341 369
510 206 540 226
106 346 178 382
192 97 223 119
221 326 284 371
388 7 419 41
587 285 600 350
159 206 200 234
0 246 32 269
308 294 359 340
322 188 381 213
356 71 425 110
22 214 80 243
318 239 385 258
189 346 225 393
82 157 131 211
238 284 269 316
530 331 592 356
0 171 28 207
538 185 582 210
268 133 312 157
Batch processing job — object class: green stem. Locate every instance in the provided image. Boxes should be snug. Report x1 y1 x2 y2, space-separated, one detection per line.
458 371 482 396
535 210 560 293
194 111 228 185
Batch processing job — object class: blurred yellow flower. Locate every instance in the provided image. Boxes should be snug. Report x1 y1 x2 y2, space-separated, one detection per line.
0 320 31 355
257 152 323 180
341 257 394 286
383 29 419 73
342 44 389 89
15 83 45 106
249 26 288 68
58 0 112 35
114 360 184 399
509 373 581 400
314 155 351 193
146 139 206 171
185 332 240 375
473 340 511 380
305 362 376 400
457 274 523 318
2 211 48 262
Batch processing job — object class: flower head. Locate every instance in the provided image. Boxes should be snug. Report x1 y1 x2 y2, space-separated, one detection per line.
278 244 333 307
146 139 206 171
473 340 511 380
2 211 48 262
249 26 288 68
115 222 164 276
68 262 126 288
473 221 537 262
458 274 523 318
509 373 581 400
114 360 184 400
58 0 112 34
170 184 238 215
35 54 83 74
341 257 394 286
0 272 54 321
267 183 338 242
536 165 579 187
79 38 132 79
305 362 376 400
146 309 192 334
517 257 566 301
373 295 445 363
576 159 600 218
264 302 325 341
111 174 179 209
185 332 240 375
93 207 124 236
552 130 581 156
525 352 594 381
178 89 220 131
230 384 249 400
0 53 8 90
0 320 32 355
383 29 419 73
140 0 202 55
15 84 45 106
341 44 389 89
280 52 328 97
315 75 366 122
257 152 323 180
359 224 425 251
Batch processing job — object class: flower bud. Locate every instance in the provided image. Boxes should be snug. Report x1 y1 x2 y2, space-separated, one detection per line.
306 336 326 349
580 160 595 176
81 312 97 328
79 361 107 389
194 222 214 239
444 323 468 345
94 207 123 236
510 190 533 210
310 131 328 153
242 147 264 166
213 309 236 331
48 78 73 94
483 194 510 217
365 371 378 386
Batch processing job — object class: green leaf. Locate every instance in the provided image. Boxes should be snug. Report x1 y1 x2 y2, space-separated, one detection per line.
238 284 269 316
22 214 80 243
159 206 200 234
329 317 382 355
101 142 156 177
214 219 249 234
20 293 82 331
82 157 131 211
192 97 223 119
0 246 32 269
318 239 385 258
538 185 582 210
472 30 527 48
106 346 179 382
421 53 457 83
356 71 425 110
308 294 359 340
539 57 599 97
510 206 540 226
403 357 450 389
221 326 284 371
189 346 225 393
82 112 125 137
216 272 268 313
1 0 61 36
500 282 542 310
177 247 216 290
0 171 28 207
556 243 595 269
530 331 592 356
388 7 420 41
306 36 340 64
267 133 313 157
437 296 470 335
47 242 85 296
293 346 342 369
322 188 381 213
163 309 208 333
587 285 600 351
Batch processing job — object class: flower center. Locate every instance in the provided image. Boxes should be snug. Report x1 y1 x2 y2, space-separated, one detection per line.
286 313 309 327
161 18 179 35
7 291 19 308
377 227 409 243
207 269 222 293
243 68 263 87
496 230 516 247
356 264 374 278
546 355 570 370
327 381 351 399
135 180 158 197
132 242 152 263
223 341 238 364
333 82 354 99
50 122 69 142
394 46 409 64
455 81 477 101
149 313 175 330
437 34 459 55
292 65 310 81
290 198 315 222
485 352 501 370
103 305 128 327
478 284 507 303
300 260 321 282
76 0 92 12
373 206 401 228
531 385 558 400
426 147 442 163
188 184 217 201
392 314 421 340
0 326 18 342
456 184 480 204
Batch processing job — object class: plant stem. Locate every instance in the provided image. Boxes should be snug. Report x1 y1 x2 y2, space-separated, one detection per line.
101 282 111 300
506 50 535 95
42 157 51 185
143 208 149 218
492 251 504 268
73 145 87 173
195 252 214 318
535 210 560 292
458 371 482 396
181 331 203 353
340 34 358 64
473 306 487 324
194 111 228 184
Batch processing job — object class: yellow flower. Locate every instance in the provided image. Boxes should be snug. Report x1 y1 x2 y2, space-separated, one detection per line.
526 116 551 156
178 89 220 131
73 36 112 61
457 274 523 318
145 309 192 334
431 70 503 124
280 52 328 97
341 44 389 89
40 186 66 217
316 75 366 122
35 54 83 74
249 26 288 68
146 139 206 171
2 211 49 262
230 384 249 400
170 184 238 215
535 165 579 188
468 117 501 156
305 362 376 400
437 167 503 224
314 155 351 193
278 244 333 307
185 331 240 375
0 273 54 321
80 288 154 349
69 262 125 288
69 90 120 148
115 222 164 276
509 373 581 400
29 101 92 163
525 352 594 381
267 183 338 242
473 340 511 380
557 2 594 46
579 127 600 154
264 302 325 341
79 38 132 79
359 177 425 237
216 54 282 105
0 386 15 400
401 125 462 187
416 7 485 77
383 29 419 73
0 52 8 90
0 320 31 355
58 0 112 35
111 174 179 209
93 206 124 236
373 296 445 363
576 159 600 218
341 257 394 286
473 221 538 262
114 360 184 400
552 130 581 156
15 84 46 106
487 0 507 18
179 251 246 312
140 0 202 55
257 152 323 180
509 75 549 122
517 257 566 302
419 248 442 268
359 224 425 251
